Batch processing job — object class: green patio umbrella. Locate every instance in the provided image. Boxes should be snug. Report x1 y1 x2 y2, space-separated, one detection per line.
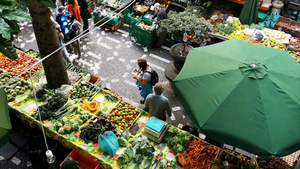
0 88 11 148
239 0 258 25
173 39 300 158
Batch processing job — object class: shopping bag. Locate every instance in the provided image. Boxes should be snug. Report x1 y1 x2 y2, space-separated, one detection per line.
98 131 119 156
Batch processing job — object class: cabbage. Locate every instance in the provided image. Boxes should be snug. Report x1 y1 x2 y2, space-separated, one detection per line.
71 122 79 131
64 124 72 133
62 117 68 124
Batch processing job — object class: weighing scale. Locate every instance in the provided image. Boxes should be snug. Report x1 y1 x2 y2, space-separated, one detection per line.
142 117 169 143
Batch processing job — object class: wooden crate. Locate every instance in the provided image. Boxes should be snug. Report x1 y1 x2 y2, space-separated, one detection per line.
287 20 300 37
274 16 291 33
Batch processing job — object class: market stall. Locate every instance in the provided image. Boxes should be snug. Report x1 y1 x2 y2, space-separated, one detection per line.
0 49 274 169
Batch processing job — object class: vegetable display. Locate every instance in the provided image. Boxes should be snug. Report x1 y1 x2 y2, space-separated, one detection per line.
261 39 286 50
163 126 192 154
134 5 149 13
212 149 250 169
67 70 81 85
257 156 292 169
117 136 155 169
182 138 219 169
108 101 140 130
287 51 300 61
0 71 32 102
55 103 92 134
79 115 117 143
137 21 153 31
217 22 234 36
290 38 300 50
33 87 54 102
80 99 99 112
70 83 100 100
33 93 68 120
0 51 42 80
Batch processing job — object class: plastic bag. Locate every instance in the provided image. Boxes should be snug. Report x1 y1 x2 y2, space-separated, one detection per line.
98 131 119 157
56 84 73 99
252 29 265 40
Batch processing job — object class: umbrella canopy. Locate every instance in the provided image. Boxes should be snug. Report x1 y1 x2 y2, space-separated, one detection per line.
173 39 300 158
239 0 258 25
0 88 11 148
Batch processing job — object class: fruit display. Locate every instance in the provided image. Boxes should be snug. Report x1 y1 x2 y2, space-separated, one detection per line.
0 51 42 80
0 71 32 102
163 126 192 154
69 82 100 100
261 39 286 50
212 149 251 169
26 50 39 57
287 51 300 61
137 21 153 31
257 156 292 169
108 101 140 130
33 93 68 120
262 29 290 44
134 5 149 13
55 103 92 134
182 138 219 169
79 115 117 143
225 30 245 40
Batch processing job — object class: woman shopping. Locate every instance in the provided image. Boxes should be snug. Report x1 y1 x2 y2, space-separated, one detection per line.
66 0 81 22
132 59 153 104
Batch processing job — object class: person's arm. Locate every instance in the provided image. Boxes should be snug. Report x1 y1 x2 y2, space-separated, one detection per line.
132 72 149 86
59 32 64 40
165 99 172 117
156 12 162 22
152 12 158 19
144 95 150 112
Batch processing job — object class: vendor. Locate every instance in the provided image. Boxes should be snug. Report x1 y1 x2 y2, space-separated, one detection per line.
152 3 168 48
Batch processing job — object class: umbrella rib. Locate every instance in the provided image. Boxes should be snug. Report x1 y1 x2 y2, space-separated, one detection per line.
176 68 238 81
198 50 243 63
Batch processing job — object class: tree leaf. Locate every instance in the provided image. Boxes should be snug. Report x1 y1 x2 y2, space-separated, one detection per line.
5 19 20 35
19 0 29 11
0 37 18 60
37 0 56 8
0 4 15 13
0 0 18 5
0 17 11 40
1 9 31 22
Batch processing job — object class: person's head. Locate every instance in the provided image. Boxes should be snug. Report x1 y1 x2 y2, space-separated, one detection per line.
66 14 75 23
58 6 65 15
137 58 147 71
154 3 160 12
68 0 75 6
154 83 163 95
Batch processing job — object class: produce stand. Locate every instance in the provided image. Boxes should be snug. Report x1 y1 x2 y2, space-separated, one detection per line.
1 49 279 169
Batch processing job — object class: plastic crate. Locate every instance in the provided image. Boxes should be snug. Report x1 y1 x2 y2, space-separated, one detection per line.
60 149 100 169
128 13 142 36
135 20 157 47
93 13 121 26
143 11 155 23
135 19 156 33
25 49 40 58
274 16 291 33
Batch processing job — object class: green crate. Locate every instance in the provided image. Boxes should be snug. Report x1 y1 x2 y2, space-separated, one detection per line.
135 19 155 33
134 19 157 47
143 11 155 23
93 10 122 26
128 12 142 26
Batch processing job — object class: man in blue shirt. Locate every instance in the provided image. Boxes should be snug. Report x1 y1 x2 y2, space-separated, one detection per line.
56 6 69 42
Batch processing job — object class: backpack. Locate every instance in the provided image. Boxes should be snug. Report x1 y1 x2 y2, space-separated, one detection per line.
145 69 159 86
75 21 82 35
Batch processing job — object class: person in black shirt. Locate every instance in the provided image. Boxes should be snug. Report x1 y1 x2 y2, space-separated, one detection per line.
152 3 168 48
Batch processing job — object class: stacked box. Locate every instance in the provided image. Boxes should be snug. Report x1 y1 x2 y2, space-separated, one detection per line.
134 19 157 47
128 12 142 37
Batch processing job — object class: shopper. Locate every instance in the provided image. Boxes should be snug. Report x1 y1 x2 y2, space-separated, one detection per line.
66 14 81 58
78 0 91 32
56 6 70 38
132 59 153 104
66 0 81 22
152 3 168 48
56 23 72 63
144 83 171 121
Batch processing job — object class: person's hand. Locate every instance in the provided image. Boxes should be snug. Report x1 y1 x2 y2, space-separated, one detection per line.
133 68 138 73
132 74 137 80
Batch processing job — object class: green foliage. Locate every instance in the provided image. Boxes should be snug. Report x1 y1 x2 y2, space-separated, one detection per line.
157 8 213 43
217 21 234 36
0 0 55 59
163 126 192 154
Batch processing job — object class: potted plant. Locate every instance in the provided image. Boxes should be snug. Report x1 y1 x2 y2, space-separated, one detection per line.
157 6 214 81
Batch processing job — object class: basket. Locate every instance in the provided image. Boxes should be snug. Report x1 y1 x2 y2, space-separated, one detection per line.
274 16 291 33
88 74 101 87
25 49 40 59
287 20 300 37
60 149 100 169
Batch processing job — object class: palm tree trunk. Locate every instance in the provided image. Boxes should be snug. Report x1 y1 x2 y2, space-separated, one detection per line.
28 0 70 88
